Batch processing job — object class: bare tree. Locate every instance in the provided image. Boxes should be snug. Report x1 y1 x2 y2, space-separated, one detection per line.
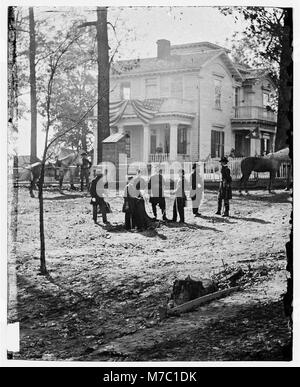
29 7 37 160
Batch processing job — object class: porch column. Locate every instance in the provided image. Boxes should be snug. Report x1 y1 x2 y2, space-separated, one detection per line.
170 123 178 161
143 125 150 163
250 138 260 156
118 124 124 134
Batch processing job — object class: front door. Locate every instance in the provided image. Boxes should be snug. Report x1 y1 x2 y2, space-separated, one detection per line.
150 131 157 154
235 132 250 157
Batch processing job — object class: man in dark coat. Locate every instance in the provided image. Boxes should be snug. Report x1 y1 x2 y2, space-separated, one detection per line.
148 168 167 221
216 156 232 217
90 171 109 224
123 176 136 230
189 163 204 217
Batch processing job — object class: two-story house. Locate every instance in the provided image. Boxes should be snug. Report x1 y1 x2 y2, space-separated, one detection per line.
94 39 277 164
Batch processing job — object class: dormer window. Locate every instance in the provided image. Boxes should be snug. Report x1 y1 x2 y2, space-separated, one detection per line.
121 82 131 100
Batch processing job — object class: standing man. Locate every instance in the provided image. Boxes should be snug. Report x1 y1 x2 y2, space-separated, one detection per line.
80 151 92 191
216 156 232 217
189 163 204 217
172 169 188 223
148 168 167 221
90 170 109 224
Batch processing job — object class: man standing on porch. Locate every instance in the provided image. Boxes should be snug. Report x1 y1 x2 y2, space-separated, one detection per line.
189 163 204 217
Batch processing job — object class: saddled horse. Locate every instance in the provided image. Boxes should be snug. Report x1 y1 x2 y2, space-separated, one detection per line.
239 147 291 194
55 148 83 192
23 148 83 197
20 161 43 198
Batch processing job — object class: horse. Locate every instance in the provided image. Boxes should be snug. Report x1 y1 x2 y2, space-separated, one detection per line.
23 148 83 197
20 161 43 198
239 147 291 194
55 148 83 192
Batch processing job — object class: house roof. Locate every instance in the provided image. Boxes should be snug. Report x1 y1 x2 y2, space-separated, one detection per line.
111 50 225 77
170 41 231 54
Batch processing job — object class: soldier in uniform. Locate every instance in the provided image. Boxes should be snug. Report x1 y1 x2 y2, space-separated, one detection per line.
80 151 92 191
148 168 168 221
90 171 109 224
189 163 204 217
216 156 232 217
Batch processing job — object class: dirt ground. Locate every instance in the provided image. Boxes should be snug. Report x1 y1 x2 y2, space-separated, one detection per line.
8 185 292 362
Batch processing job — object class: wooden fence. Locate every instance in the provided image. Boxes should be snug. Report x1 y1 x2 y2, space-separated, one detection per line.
12 157 290 185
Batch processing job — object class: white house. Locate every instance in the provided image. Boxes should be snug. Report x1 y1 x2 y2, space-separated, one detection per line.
93 39 277 164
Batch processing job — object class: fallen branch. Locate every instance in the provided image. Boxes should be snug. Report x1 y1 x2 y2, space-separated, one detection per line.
167 286 240 315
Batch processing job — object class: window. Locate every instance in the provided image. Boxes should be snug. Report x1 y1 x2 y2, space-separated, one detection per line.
178 126 188 154
145 78 158 99
150 129 157 154
214 79 222 109
184 75 196 99
211 130 224 158
124 132 130 158
160 76 170 97
121 82 131 100
233 87 239 107
261 135 271 156
263 92 269 107
171 75 183 99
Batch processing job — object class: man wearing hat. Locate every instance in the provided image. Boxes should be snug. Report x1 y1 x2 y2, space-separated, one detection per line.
90 170 110 224
148 167 168 221
80 151 92 191
216 156 232 217
189 163 204 217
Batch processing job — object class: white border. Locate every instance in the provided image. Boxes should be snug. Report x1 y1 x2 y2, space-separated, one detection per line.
1 0 299 368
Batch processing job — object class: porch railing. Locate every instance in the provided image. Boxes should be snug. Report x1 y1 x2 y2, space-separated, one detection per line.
149 153 169 162
232 106 277 122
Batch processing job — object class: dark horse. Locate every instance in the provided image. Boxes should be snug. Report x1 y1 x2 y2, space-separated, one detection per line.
25 148 83 197
239 148 290 194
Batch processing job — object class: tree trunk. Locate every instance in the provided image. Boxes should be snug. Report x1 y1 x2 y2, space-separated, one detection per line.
81 124 87 151
38 163 47 275
96 7 110 164
29 7 37 160
275 8 293 152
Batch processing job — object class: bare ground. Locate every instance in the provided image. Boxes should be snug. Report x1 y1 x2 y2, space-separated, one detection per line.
8 187 292 361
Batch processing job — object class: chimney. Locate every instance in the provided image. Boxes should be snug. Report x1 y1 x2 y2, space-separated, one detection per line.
157 39 171 59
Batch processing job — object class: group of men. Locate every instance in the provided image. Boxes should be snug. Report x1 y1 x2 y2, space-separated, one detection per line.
89 156 233 229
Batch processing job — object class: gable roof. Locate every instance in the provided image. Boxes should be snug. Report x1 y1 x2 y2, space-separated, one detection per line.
111 49 244 82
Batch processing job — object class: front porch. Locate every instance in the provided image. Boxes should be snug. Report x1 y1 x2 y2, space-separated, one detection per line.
115 121 192 163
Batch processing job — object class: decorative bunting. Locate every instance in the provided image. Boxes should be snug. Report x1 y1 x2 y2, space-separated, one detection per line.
109 99 164 126
109 100 129 126
131 99 164 123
